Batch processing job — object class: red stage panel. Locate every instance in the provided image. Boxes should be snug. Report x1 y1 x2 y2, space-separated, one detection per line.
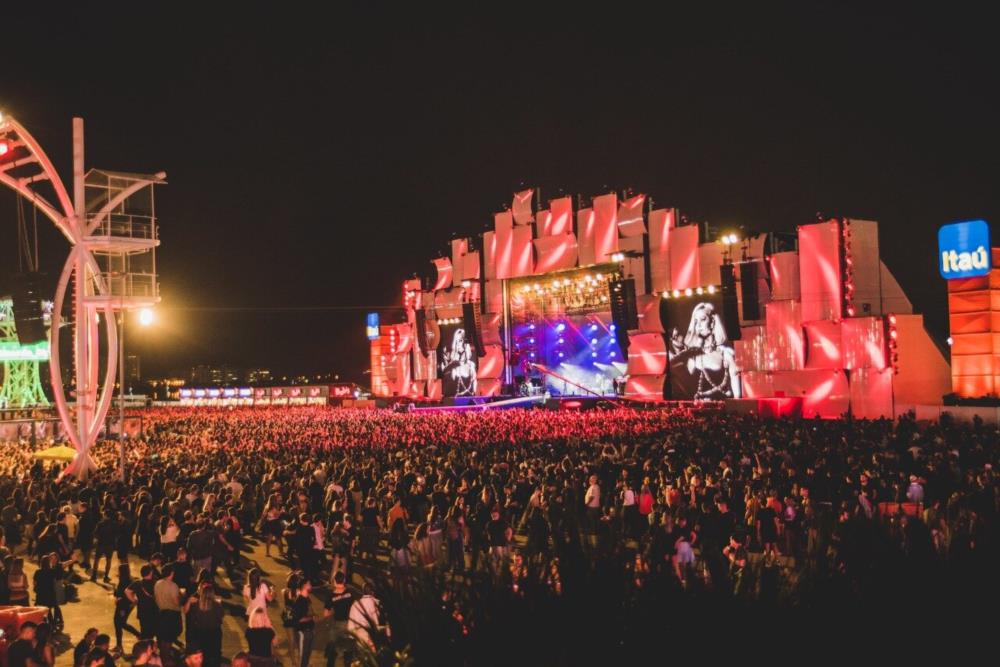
950 333 992 356
534 233 579 273
735 325 767 371
849 367 893 419
773 369 850 419
948 290 990 313
804 320 842 369
617 194 646 238
669 225 700 291
740 370 773 398
798 221 842 322
636 294 665 333
483 230 497 280
625 375 666 400
648 208 674 294
578 207 596 266
511 225 534 277
427 379 442 400
478 378 502 396
393 323 413 355
432 257 452 291
478 344 505 379
627 333 667 376
481 312 502 345
841 316 886 370
536 209 552 237
394 353 412 397
765 300 804 370
408 381 425 399
463 251 480 282
451 238 468 286
484 279 503 316
699 242 723 287
953 375 993 397
549 197 573 236
950 311 991 334
512 189 534 225
593 193 619 263
947 275 990 292
413 349 432 381
952 354 993 377
768 252 800 301
758 397 803 418
620 235 646 295
434 287 464 311
494 211 513 279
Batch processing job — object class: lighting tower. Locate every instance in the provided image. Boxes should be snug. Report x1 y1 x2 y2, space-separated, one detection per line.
0 111 164 477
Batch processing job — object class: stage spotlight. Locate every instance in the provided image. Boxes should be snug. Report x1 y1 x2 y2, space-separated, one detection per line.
661 291 669 299
684 288 693 297
556 322 566 332
591 338 598 345
696 287 704 295
529 338 535 344
610 351 616 358
558 338 565 344
672 289 680 298
590 324 598 332
707 285 716 294
611 252 625 262
529 323 536 330
609 324 616 332
592 351 598 358
558 352 564 358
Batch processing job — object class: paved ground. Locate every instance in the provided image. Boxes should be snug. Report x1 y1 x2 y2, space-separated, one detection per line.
22 535 337 666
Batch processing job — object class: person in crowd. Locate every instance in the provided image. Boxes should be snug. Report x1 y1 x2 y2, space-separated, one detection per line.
112 563 138 656
244 607 277 662
184 581 224 667
154 563 183 650
242 567 273 625
323 570 356 667
73 628 99 667
290 577 316 667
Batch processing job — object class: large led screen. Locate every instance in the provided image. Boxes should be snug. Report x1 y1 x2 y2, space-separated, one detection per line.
438 321 478 397
664 294 742 400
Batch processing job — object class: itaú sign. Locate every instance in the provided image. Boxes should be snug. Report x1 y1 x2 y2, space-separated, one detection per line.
939 220 991 279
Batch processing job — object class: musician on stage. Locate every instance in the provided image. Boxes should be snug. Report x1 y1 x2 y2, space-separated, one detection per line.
441 328 478 396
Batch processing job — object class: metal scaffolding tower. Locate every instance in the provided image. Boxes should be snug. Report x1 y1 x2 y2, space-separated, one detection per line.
0 298 49 408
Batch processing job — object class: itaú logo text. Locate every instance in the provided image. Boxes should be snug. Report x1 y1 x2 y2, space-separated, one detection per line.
941 246 989 274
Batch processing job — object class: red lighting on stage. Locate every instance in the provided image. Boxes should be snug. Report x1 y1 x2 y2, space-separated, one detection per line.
0 141 9 156
889 329 898 340
888 314 897 326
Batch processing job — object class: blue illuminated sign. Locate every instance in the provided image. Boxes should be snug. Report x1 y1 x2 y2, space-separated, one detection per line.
366 312 380 340
939 220 991 279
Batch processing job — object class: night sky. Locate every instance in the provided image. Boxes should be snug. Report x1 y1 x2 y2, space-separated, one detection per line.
1 6 997 382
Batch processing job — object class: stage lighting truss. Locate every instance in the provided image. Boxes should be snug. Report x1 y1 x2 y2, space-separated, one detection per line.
886 314 899 375
510 265 621 316
658 284 718 299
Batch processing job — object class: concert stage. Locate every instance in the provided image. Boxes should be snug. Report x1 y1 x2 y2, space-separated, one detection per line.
370 188 951 418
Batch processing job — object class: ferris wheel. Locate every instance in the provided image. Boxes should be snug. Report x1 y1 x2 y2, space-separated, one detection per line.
0 111 164 477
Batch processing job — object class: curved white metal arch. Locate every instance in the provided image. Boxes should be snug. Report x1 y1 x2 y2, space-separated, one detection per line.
0 114 121 478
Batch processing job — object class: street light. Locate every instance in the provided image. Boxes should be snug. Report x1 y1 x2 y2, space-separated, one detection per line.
138 308 154 327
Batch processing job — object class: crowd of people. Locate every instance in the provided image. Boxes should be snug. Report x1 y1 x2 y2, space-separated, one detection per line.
0 404 997 664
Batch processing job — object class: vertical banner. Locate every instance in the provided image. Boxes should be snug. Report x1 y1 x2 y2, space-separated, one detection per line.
432 257 453 291
617 194 646 238
510 224 534 277
669 224 700 291
536 209 552 237
512 189 535 225
495 211 514 279
593 193 619 263
798 220 843 322
483 230 497 280
578 207 596 266
549 196 574 236
649 208 674 294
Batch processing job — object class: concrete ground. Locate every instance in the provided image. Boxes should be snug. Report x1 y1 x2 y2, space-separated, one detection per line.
21 535 335 666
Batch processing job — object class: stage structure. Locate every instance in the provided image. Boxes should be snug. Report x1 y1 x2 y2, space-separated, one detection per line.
0 298 51 408
371 188 950 418
0 113 164 476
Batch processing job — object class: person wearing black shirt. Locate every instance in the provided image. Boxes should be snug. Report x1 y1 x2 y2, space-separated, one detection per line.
131 564 158 640
77 504 96 569
112 564 137 655
92 512 119 583
322 571 356 667
290 578 315 667
73 627 99 667
7 621 37 667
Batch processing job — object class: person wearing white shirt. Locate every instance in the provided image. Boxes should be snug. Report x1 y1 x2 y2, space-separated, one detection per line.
584 475 601 533
906 476 924 504
348 584 386 649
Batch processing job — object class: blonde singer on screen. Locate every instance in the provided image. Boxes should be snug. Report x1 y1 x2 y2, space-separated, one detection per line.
440 328 478 396
669 302 741 399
